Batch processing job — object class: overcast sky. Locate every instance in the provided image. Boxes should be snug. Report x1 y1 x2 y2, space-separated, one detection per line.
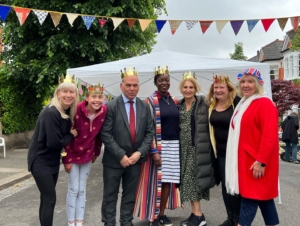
153 0 300 59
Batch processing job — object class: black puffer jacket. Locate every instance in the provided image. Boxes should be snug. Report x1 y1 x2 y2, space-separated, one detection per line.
282 115 299 144
180 95 216 192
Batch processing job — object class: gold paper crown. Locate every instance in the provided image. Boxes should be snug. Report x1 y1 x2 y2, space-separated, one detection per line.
120 67 138 79
154 66 169 76
88 82 104 94
182 71 197 80
59 74 76 84
213 74 230 83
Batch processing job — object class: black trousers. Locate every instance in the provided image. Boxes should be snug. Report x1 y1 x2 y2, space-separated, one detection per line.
33 173 59 226
218 155 241 220
102 164 141 226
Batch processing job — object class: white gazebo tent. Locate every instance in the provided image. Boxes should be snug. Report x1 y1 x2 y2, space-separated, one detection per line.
67 50 271 98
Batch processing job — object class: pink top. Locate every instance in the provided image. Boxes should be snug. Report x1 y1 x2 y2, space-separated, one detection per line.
62 100 107 164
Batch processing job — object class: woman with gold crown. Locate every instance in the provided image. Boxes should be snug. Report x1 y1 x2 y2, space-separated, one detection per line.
27 75 79 226
207 74 241 226
62 82 107 226
178 72 216 226
134 66 181 226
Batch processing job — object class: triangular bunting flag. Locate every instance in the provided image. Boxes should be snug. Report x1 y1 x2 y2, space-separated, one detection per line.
230 20 244 35
185 21 198 30
138 19 152 31
127 19 136 29
33 10 48 25
65 13 78 26
277 18 288 31
98 19 107 28
261 19 275 32
0 5 11 22
111 18 124 30
169 20 182 35
291 17 300 32
81 16 95 30
216 20 228 34
199 21 213 34
155 20 167 33
14 7 31 25
246 20 259 32
50 12 62 27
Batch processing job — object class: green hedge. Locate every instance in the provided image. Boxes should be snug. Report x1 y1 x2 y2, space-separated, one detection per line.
0 68 43 134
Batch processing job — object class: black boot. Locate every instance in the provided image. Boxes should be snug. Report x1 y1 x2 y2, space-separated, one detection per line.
219 215 234 226
233 215 239 226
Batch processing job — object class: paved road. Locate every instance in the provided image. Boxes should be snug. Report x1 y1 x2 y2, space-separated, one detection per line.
0 155 299 226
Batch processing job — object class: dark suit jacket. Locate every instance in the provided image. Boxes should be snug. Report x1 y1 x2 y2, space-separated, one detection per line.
101 95 154 168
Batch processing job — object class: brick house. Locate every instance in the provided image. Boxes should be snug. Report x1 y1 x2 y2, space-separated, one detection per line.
248 39 284 80
248 27 300 80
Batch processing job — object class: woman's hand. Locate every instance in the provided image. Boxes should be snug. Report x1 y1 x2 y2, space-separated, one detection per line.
70 128 78 137
64 163 72 173
250 161 265 179
152 153 162 166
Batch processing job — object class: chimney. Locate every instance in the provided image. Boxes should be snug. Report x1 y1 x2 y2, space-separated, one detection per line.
257 50 259 56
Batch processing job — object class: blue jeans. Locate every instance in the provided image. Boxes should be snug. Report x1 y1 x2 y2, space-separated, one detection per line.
285 140 298 162
66 161 92 222
239 198 279 226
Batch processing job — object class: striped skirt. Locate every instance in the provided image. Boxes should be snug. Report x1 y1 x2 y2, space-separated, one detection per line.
161 140 180 184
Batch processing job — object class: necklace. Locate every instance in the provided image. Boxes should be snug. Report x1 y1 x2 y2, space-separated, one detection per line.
162 96 170 105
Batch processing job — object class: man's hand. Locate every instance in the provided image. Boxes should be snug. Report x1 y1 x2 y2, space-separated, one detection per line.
64 163 72 173
92 156 98 163
250 161 265 179
128 152 141 165
120 155 131 168
152 153 161 166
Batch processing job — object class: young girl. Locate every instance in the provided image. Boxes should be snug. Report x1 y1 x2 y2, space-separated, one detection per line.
63 83 107 226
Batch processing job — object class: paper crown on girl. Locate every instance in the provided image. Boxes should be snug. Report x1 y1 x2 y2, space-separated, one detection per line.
120 67 138 79
154 66 169 76
59 74 76 84
88 83 104 94
213 74 230 83
237 68 264 84
182 71 197 80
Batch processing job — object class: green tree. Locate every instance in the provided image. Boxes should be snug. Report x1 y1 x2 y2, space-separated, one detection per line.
229 42 248 61
290 28 300 51
0 0 166 134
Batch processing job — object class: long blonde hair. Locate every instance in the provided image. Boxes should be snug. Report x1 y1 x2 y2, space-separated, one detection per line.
49 82 79 121
206 74 237 110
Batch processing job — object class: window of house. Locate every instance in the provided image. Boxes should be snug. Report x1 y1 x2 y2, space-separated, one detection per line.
299 55 300 76
291 56 294 78
270 65 279 79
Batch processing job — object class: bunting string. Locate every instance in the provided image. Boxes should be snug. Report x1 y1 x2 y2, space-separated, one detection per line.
0 4 299 35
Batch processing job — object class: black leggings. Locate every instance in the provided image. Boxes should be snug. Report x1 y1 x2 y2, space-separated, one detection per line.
33 173 59 226
218 155 241 220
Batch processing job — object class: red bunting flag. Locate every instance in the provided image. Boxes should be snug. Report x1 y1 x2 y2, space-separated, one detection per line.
98 19 107 27
199 21 213 34
261 19 275 32
14 7 31 25
127 19 136 29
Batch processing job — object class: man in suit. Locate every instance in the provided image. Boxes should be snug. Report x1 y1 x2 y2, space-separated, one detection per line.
101 67 154 226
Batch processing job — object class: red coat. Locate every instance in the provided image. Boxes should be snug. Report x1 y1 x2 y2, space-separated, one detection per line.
238 97 279 200
62 100 107 164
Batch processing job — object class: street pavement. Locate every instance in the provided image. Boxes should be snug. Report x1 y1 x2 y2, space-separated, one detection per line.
0 149 299 226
